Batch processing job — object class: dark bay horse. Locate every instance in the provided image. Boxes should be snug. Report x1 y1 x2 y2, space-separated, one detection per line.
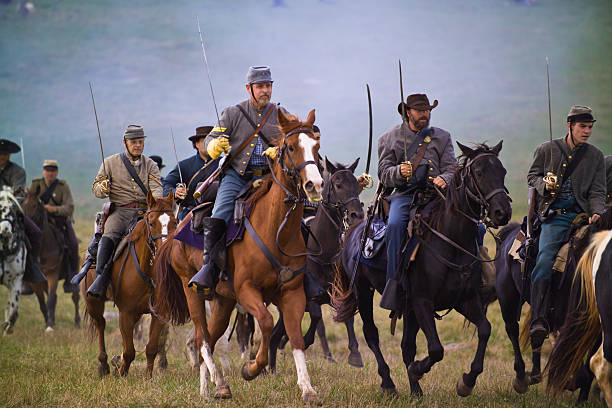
333 141 511 396
155 110 324 402
495 206 612 401
269 157 365 372
22 189 80 331
545 227 612 406
82 191 176 378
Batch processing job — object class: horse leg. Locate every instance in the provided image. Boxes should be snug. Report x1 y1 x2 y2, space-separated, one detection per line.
498 289 529 393
529 348 542 384
408 297 444 387
204 295 234 399
144 315 167 378
31 282 48 326
269 311 285 374
116 311 139 377
45 274 59 331
591 341 612 406
401 310 422 396
345 316 363 368
215 309 232 377
72 291 80 329
277 287 318 404
303 302 320 351
454 297 492 397
3 275 22 335
186 326 200 372
182 286 213 397
86 297 109 376
315 317 334 363
357 282 395 392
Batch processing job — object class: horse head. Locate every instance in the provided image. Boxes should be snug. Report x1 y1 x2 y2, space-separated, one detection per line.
323 156 364 226
277 109 324 203
0 189 21 251
456 140 512 227
21 188 46 228
141 190 176 247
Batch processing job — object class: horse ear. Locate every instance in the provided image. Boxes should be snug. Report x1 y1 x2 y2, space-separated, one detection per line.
491 140 503 155
348 157 360 173
166 189 174 201
306 109 315 127
456 141 474 157
146 189 155 208
278 109 288 127
325 156 336 174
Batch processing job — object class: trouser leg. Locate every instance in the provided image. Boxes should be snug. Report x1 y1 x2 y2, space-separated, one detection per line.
63 221 80 292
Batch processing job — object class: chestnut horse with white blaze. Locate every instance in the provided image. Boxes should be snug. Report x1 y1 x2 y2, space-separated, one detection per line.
154 110 323 402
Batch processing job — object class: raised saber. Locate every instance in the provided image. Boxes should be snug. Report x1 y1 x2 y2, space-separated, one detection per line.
365 84 373 175
196 16 221 128
170 127 185 188
399 60 408 162
19 137 25 171
89 81 109 180
543 56 557 190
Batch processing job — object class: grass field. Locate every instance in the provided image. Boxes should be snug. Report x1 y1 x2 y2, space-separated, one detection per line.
0 282 607 407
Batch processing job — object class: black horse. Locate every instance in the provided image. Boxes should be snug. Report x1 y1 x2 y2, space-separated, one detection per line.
495 206 612 401
269 158 365 372
332 141 511 396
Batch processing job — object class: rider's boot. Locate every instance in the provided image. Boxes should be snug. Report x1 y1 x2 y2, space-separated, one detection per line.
71 233 101 285
304 269 327 303
379 277 404 312
188 217 226 300
529 277 551 349
86 236 115 298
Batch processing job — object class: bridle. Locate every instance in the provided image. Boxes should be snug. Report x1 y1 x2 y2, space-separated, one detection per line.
143 207 175 256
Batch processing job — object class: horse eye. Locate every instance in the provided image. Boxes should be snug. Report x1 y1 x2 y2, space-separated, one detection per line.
288 146 294 152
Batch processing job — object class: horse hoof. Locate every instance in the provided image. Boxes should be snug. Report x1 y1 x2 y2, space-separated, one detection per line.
407 363 423 382
380 386 397 395
512 376 529 394
302 390 320 405
158 358 168 371
98 363 110 377
456 376 474 397
45 326 54 332
348 352 363 368
74 321 81 329
241 361 258 381
213 384 232 399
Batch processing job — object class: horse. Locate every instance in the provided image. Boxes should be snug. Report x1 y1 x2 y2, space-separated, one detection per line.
269 157 365 373
495 205 612 400
0 187 27 335
332 141 511 396
21 189 80 331
154 109 324 402
81 190 176 378
545 227 612 406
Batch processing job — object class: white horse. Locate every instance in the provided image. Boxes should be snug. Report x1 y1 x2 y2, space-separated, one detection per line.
0 187 27 335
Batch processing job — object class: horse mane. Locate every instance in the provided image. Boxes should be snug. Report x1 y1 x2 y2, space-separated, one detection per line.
498 222 520 242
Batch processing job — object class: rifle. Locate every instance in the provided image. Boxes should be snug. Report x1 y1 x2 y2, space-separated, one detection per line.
518 187 537 321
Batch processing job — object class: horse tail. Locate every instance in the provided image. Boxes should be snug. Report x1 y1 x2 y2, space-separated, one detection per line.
82 306 97 342
330 260 358 323
150 237 190 325
544 231 606 396
518 306 531 351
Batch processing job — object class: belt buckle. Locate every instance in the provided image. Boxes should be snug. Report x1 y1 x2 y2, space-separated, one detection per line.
253 169 263 177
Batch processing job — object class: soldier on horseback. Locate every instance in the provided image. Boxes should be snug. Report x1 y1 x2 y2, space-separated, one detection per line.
527 105 606 349
28 159 79 292
86 125 163 297
188 66 291 300
378 94 458 311
163 126 220 220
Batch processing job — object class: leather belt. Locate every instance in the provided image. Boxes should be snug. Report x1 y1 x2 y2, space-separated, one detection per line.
119 202 146 209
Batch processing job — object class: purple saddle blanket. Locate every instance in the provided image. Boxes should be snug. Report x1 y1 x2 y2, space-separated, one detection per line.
173 214 249 250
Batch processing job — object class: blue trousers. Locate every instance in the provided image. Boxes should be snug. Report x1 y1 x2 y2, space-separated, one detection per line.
385 194 413 283
211 168 262 225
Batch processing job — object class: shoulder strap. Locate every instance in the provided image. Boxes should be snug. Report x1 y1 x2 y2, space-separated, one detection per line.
553 140 587 185
408 128 432 167
40 179 59 204
120 153 148 196
235 103 275 146
403 127 429 163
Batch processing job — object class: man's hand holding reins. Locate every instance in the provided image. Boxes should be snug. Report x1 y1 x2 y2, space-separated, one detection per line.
433 176 447 189
589 213 601 224
207 136 230 159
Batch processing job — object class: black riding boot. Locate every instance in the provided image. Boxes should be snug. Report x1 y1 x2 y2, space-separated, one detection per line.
379 277 404 312
86 236 115 298
71 233 101 285
188 217 226 300
304 270 327 304
529 277 551 349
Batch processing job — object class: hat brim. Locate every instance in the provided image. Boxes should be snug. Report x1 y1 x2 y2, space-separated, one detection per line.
248 80 274 85
397 99 438 115
43 166 58 171
0 140 21 154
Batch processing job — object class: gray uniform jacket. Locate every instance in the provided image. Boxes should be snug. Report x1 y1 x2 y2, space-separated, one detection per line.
527 137 606 217
92 153 163 205
605 155 612 202
204 99 289 175
378 123 457 191
0 161 26 197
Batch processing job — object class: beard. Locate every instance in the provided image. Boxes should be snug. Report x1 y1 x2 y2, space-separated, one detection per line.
256 94 270 107
412 116 429 131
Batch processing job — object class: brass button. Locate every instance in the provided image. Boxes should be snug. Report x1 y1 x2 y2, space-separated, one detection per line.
562 163 567 167
419 143 422 147
246 153 250 156
430 167 434 171
428 160 432 163
240 170 244 174
428 176 434 180
257 123 260 126
131 178 134 181
133 186 137 190
258 113 262 117
242 161 247 165
250 144 255 147
254 135 258 138
568 155 573 159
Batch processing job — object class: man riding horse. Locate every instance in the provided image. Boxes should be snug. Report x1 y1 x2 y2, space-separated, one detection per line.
87 125 163 297
28 159 79 292
188 65 296 300
527 105 606 349
378 93 458 311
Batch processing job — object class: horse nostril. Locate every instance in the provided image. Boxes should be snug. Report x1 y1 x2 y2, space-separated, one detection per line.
304 181 314 192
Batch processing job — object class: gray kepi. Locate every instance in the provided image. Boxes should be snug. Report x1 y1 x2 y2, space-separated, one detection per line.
567 105 596 123
123 125 146 140
246 66 273 84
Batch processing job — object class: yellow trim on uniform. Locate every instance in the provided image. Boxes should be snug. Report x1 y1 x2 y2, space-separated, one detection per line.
212 127 227 133
148 174 162 185
93 176 108 184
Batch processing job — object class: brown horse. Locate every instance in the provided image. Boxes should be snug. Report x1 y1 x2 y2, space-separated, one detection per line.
154 109 323 402
82 191 176 378
22 189 80 331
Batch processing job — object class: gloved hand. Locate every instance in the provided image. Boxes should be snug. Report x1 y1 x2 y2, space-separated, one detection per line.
206 136 230 159
263 146 279 161
98 179 111 196
358 173 373 189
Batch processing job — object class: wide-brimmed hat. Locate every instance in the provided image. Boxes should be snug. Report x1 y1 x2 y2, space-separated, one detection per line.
123 125 146 140
397 93 438 115
0 139 21 154
188 126 214 143
567 105 596 123
246 66 273 85
150 155 164 169
43 159 58 170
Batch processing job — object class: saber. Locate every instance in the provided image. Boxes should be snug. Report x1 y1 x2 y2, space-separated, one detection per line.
399 60 407 162
543 57 557 190
170 127 185 187
89 82 109 180
365 84 373 175
196 16 221 128
19 137 25 170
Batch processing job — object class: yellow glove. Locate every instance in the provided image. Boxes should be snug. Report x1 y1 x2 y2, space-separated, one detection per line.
206 136 230 159
263 146 279 161
98 179 111 196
